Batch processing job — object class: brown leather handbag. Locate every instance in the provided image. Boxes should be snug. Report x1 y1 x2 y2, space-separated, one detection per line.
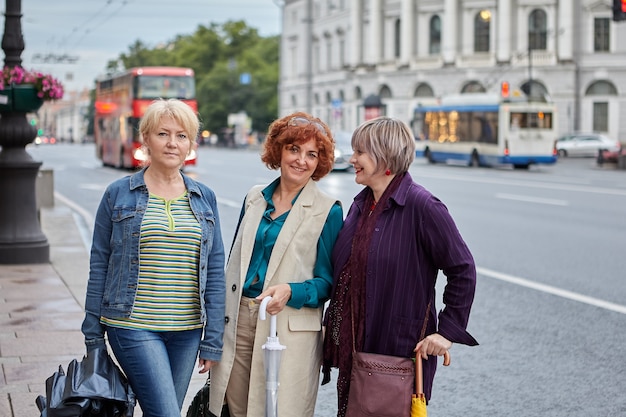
345 350 415 417
344 301 432 417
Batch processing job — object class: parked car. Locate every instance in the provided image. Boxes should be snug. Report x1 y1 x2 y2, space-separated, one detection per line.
333 131 353 171
556 133 620 157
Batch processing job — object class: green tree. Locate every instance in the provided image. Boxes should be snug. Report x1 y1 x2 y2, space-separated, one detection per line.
103 20 279 138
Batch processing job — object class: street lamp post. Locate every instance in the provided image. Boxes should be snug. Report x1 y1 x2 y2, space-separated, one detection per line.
0 0 49 264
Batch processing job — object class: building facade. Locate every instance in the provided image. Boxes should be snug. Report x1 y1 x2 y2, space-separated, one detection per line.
38 88 91 143
278 0 626 140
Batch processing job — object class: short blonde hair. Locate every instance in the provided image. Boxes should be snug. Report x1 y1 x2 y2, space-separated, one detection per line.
139 98 199 150
351 116 415 174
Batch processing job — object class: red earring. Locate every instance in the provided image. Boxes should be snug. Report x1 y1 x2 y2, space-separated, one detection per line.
385 169 391 176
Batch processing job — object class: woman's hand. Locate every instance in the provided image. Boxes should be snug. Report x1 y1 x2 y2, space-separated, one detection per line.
197 358 215 374
256 284 292 315
414 333 452 361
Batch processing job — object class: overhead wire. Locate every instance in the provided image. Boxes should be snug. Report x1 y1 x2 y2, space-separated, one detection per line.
71 0 132 49
55 0 117 50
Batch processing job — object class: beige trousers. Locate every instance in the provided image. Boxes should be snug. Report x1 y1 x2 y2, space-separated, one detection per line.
225 296 259 417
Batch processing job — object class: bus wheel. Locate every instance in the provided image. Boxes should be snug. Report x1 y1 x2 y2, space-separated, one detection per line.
513 164 529 170
470 152 480 167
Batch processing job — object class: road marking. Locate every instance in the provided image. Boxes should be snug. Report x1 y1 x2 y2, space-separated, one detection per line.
478 266 626 315
54 192 94 250
217 197 241 208
415 170 626 196
495 193 569 206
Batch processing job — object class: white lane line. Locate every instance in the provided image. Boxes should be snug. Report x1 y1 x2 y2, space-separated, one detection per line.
495 193 569 206
217 197 241 209
477 267 626 315
415 170 626 196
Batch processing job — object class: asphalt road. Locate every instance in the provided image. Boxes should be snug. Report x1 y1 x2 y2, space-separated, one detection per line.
28 143 626 417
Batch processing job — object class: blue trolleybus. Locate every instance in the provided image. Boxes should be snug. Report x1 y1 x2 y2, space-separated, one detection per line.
413 93 558 169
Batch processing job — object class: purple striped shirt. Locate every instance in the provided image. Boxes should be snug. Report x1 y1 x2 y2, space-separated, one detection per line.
331 172 478 400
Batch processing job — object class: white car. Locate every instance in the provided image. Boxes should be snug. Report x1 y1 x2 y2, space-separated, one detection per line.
556 133 620 157
333 131 354 171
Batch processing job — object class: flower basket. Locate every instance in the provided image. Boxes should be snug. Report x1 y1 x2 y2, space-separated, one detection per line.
0 84 44 113
0 66 63 113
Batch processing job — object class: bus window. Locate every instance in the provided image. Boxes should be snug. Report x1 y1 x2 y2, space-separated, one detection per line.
511 112 553 129
137 76 196 99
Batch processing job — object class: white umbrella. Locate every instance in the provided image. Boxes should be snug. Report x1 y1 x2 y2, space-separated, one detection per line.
259 296 286 417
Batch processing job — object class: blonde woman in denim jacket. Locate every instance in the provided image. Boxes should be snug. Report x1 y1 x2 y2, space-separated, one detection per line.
81 99 226 417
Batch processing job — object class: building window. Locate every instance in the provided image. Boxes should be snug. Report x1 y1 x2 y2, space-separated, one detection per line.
380 85 392 99
594 18 610 52
395 19 401 58
414 83 434 97
354 86 362 100
429 16 441 54
593 102 608 132
474 11 491 52
461 81 486 93
585 81 616 132
529 9 547 50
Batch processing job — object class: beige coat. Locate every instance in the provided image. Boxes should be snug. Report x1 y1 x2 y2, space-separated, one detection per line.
210 179 337 417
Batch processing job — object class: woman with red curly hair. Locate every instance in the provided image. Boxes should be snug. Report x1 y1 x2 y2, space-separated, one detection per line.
210 112 343 417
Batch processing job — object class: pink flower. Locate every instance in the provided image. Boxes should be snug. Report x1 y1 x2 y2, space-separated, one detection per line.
0 66 64 100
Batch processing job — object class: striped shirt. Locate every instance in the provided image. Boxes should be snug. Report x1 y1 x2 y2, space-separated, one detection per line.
102 192 203 331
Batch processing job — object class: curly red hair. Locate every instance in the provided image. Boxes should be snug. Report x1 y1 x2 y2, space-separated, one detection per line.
261 112 335 180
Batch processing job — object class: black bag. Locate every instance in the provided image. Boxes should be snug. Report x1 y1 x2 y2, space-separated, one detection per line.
36 348 136 417
185 376 230 417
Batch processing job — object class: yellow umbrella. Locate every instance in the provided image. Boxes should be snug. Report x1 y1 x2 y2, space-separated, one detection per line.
411 351 451 417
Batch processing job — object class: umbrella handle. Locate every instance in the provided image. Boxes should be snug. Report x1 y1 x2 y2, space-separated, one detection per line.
259 296 277 338
416 351 451 396
443 351 451 366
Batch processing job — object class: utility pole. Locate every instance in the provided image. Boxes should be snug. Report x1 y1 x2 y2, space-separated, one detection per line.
0 0 49 263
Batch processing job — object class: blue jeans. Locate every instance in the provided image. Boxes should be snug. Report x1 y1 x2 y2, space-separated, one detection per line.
106 326 203 417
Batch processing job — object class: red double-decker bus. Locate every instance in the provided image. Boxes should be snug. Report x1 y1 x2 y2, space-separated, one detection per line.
94 66 198 169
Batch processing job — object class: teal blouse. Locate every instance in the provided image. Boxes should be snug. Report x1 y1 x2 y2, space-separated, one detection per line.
240 178 343 309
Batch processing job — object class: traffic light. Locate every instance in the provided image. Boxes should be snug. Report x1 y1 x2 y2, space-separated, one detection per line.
501 81 510 99
613 0 626 22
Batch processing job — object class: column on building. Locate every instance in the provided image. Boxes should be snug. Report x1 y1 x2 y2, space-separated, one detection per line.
400 0 414 65
442 0 457 64
496 0 512 63
350 0 363 66
557 0 573 61
368 0 383 65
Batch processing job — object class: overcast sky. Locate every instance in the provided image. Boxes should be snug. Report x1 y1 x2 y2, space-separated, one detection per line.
10 0 281 93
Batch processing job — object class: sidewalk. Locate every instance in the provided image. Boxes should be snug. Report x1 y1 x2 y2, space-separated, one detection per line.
0 200 207 417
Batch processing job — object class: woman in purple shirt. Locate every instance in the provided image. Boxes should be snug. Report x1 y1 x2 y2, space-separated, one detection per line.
323 117 478 417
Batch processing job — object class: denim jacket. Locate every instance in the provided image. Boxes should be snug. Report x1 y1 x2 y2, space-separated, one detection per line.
81 168 226 361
